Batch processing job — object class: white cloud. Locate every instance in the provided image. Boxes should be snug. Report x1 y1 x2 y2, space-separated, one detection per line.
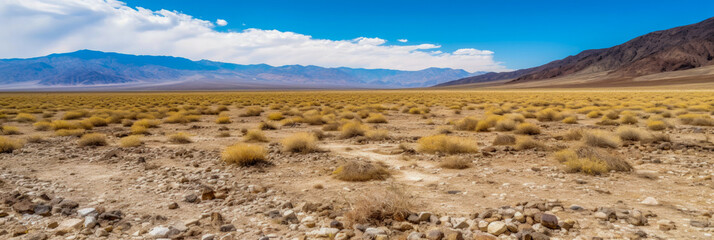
0 0 509 72
397 39 408 43
215 19 227 26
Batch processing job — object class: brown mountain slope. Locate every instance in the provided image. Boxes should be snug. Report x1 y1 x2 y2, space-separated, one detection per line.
437 17 714 87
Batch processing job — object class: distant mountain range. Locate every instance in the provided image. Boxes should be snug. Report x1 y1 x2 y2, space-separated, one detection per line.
0 50 483 90
438 17 714 87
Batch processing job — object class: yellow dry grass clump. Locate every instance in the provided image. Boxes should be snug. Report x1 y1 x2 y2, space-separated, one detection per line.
365 113 388 123
439 157 471 169
344 186 412 226
0 136 23 153
333 161 390 182
222 143 268 166
15 113 36 123
78 133 108 146
492 134 516 145
168 132 193 144
365 129 389 140
119 135 143 148
582 130 621 148
244 129 269 142
1 126 21 135
281 132 319 153
417 134 478 154
340 121 369 138
554 145 632 175
514 122 541 135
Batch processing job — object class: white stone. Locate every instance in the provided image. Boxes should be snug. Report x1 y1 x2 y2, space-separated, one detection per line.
641 197 659 206
148 226 171 238
77 208 97 217
487 221 507 235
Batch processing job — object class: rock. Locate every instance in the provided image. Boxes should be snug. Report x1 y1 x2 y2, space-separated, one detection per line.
34 204 52 216
201 187 215 200
12 200 34 214
452 218 469 229
641 197 659 206
392 221 413 231
657 220 675 231
56 218 83 233
539 214 558 229
58 199 78 209
487 221 507 235
408 232 426 240
628 210 647 226
525 232 550 240
306 227 339 238
514 211 525 222
201 234 216 240
25 233 48 240
148 226 171 238
12 226 28 237
426 229 444 240
478 220 489 231
560 219 575 230
77 207 97 217
690 218 710 228
184 194 199 203
84 216 98 228
219 224 236 232
329 220 344 229
334 232 349 240
444 230 464 240
472 232 498 240
168 202 179 209
282 210 297 223
95 228 109 237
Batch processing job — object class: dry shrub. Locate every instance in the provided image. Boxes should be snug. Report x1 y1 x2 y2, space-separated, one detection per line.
562 129 583 141
647 120 667 131
582 130 621 148
133 119 160 128
492 134 516 145
221 143 268 166
78 133 107 146
365 129 389 140
619 114 638 125
417 134 478 154
322 122 340 131
559 145 632 175
244 129 269 142
239 106 263 117
536 109 563 122
26 135 45 143
650 133 671 143
281 132 318 153
55 129 85 137
333 161 390 181
164 113 200 124
131 125 148 135
267 112 284 121
437 126 452 134
562 116 578 124
616 126 650 142
86 116 108 127
169 132 193 144
258 121 278 130
340 121 368 138
453 117 478 131
514 136 546 150
365 113 388 123
119 135 143 148
62 111 86 120
15 113 36 123
586 111 602 118
514 122 541 135
596 117 619 126
33 121 52 131
1 126 20 135
604 110 619 120
474 121 491 132
0 136 23 153
216 116 231 124
344 186 412 226
495 119 516 131
439 157 471 169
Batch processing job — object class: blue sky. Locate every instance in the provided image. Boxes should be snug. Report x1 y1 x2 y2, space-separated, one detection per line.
2 0 713 72
121 0 714 69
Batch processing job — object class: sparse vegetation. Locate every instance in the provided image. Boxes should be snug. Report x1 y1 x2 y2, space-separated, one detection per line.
281 132 319 153
78 133 108 146
119 135 143 148
244 129 269 142
439 157 471 169
0 136 23 153
333 161 390 181
221 143 268 166
417 134 478 154
582 130 621 148
168 132 193 144
492 134 516 145
340 121 369 138
514 122 541 135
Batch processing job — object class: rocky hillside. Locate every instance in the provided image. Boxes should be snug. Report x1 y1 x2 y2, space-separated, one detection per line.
438 17 714 87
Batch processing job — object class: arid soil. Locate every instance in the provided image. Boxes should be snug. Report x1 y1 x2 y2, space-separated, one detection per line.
0 91 713 240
